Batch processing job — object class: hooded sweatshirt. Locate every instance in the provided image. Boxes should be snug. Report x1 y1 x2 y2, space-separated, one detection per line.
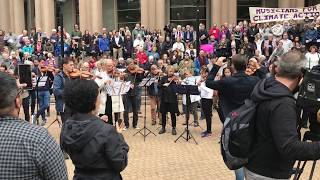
60 113 129 180
246 77 320 179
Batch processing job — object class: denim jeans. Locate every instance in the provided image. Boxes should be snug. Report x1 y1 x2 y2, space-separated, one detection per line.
244 168 289 180
235 168 244 180
36 90 50 120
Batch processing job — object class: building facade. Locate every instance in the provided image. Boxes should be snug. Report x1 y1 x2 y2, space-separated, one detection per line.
0 0 315 34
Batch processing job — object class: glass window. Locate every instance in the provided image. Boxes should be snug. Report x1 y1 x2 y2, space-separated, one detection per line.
117 0 141 29
305 0 319 6
170 0 206 27
237 0 262 21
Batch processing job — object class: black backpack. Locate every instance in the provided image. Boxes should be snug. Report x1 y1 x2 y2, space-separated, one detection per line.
220 99 257 170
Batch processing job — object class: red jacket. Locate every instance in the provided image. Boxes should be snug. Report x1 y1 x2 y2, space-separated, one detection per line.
209 27 220 39
136 52 148 64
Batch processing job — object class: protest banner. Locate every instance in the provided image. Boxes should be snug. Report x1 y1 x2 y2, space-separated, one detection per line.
250 4 320 23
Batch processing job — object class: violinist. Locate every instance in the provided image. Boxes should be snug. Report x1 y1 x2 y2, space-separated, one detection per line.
158 65 179 135
123 63 145 130
147 65 163 125
95 59 117 125
53 57 74 123
31 59 55 126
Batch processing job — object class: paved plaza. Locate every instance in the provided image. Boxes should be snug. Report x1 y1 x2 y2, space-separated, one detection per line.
45 104 320 180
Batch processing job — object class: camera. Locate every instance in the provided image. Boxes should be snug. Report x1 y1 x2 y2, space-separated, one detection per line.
297 65 320 135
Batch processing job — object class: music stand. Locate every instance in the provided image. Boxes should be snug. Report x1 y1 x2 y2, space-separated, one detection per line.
133 77 157 141
46 113 62 129
172 84 200 144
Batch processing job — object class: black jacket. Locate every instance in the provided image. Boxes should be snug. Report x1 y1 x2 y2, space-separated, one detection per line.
205 64 260 118
246 77 320 179
60 113 129 180
111 36 124 49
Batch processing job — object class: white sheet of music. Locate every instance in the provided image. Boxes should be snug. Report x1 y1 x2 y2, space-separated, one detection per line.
105 81 131 96
182 76 201 85
139 78 157 87
34 76 48 87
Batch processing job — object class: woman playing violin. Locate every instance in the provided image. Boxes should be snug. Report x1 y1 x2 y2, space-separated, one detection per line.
158 65 179 135
122 63 145 129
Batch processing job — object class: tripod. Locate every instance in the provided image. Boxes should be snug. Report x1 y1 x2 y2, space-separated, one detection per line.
293 131 319 180
175 93 198 144
46 111 62 129
133 77 156 141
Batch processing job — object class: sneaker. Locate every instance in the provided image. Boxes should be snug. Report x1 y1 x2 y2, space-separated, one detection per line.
123 127 127 131
134 126 140 130
201 132 212 138
31 114 37 125
40 119 47 126
158 128 166 134
172 128 177 135
151 121 156 126
194 122 199 127
201 131 207 135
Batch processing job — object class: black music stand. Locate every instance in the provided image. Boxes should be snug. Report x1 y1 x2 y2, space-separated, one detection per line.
172 84 200 144
133 77 157 141
46 113 62 129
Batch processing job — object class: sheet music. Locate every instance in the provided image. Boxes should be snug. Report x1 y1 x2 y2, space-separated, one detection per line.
32 76 48 87
182 76 201 85
139 78 157 87
105 81 131 96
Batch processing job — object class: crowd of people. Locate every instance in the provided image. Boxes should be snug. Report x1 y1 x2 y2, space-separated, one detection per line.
0 15 320 179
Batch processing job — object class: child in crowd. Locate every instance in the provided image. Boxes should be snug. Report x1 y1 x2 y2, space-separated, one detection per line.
197 67 214 137
182 69 201 127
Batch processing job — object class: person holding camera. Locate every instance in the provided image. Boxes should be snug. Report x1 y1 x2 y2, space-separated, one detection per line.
206 55 261 180
60 78 129 180
245 51 320 179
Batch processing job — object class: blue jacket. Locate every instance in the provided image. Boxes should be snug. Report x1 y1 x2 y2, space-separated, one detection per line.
305 29 318 42
98 37 110 52
54 43 70 56
194 56 209 75
53 72 70 113
21 45 33 54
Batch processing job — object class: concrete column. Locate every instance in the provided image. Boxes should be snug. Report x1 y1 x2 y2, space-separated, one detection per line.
35 0 55 36
295 0 305 7
278 0 292 8
91 0 103 33
12 0 25 33
220 0 228 25
141 0 149 27
155 0 166 32
79 0 88 32
34 0 42 30
148 0 156 30
228 0 237 25
41 0 55 36
0 0 10 32
211 0 222 26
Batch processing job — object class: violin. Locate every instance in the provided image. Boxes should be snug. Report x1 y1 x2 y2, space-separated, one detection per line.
69 69 94 79
127 64 145 74
40 64 59 73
